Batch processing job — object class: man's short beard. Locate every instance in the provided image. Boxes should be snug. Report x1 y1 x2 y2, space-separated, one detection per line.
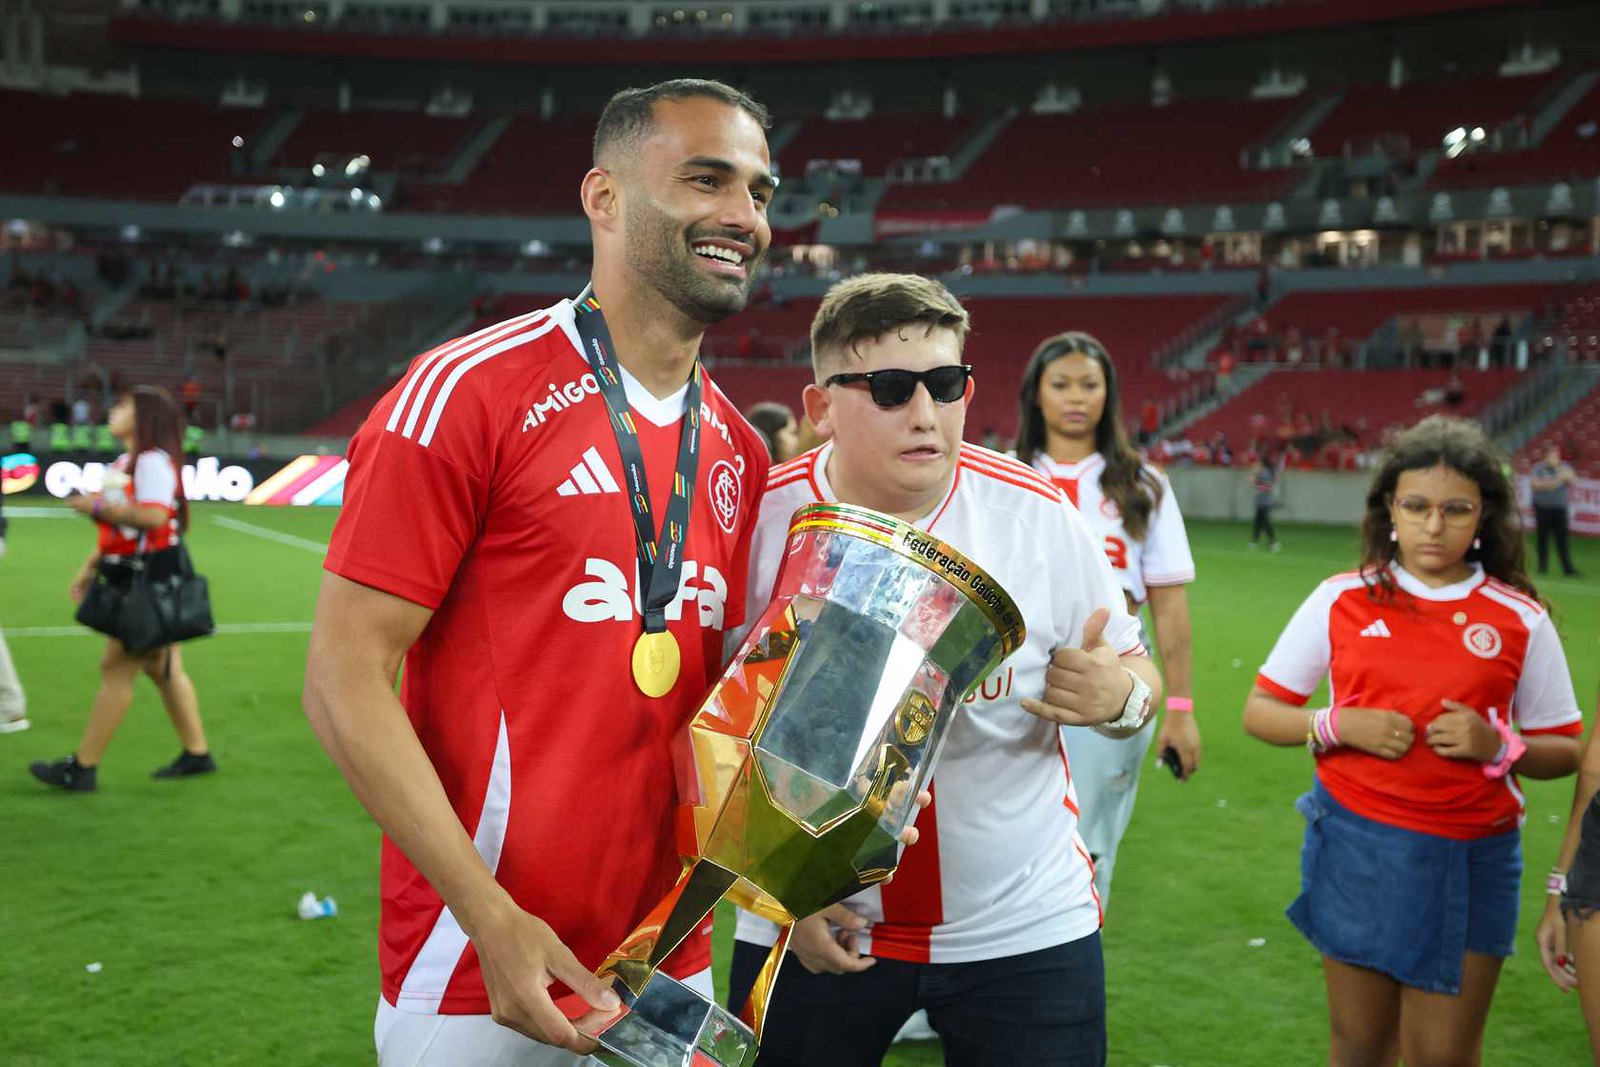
624 196 757 326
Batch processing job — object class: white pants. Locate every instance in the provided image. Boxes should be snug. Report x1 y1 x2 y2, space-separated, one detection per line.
375 969 715 1067
1062 721 1156 907
0 632 25 720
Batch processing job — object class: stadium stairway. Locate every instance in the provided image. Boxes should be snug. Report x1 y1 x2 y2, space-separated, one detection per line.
1158 361 1275 440
441 116 513 185
1500 364 1600 461
1514 369 1600 476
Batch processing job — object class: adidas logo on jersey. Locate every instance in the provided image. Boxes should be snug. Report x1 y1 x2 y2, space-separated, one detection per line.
557 447 621 497
1359 619 1393 638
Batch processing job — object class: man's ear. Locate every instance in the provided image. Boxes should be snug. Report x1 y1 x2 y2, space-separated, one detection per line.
802 382 833 440
581 167 621 230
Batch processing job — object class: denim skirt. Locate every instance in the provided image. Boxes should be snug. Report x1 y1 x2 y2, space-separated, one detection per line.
1286 779 1520 995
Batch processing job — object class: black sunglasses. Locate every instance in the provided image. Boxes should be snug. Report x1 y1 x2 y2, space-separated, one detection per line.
824 365 973 408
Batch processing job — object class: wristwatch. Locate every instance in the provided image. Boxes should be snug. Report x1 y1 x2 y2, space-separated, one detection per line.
1094 668 1154 737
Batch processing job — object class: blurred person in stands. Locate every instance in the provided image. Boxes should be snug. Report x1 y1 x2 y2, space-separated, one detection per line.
1250 450 1282 551
0 486 27 733
302 80 777 1066
743 400 800 462
1015 330 1201 901
1534 686 1600 1061
1245 416 1581 1067
29 386 213 792
1531 443 1580 578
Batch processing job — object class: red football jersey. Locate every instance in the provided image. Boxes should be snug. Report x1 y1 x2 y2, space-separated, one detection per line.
326 301 769 1015
1257 564 1582 839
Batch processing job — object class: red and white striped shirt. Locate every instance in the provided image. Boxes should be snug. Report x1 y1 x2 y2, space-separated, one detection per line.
1032 452 1194 606
97 449 180 556
734 442 1144 963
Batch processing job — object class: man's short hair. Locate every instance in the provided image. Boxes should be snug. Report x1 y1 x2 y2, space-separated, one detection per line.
594 79 770 166
809 273 970 379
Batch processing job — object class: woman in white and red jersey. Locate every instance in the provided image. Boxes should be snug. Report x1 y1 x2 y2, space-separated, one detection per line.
1246 416 1581 1066
29 386 213 793
1015 331 1199 903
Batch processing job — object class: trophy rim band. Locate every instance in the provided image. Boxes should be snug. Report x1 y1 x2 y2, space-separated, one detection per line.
789 501 1026 658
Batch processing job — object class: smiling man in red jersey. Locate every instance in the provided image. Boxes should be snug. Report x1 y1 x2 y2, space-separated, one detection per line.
304 81 774 1067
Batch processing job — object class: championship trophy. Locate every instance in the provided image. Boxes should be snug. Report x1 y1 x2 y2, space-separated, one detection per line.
577 502 1025 1067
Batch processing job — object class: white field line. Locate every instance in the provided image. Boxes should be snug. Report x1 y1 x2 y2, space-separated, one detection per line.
211 515 329 555
3 621 312 638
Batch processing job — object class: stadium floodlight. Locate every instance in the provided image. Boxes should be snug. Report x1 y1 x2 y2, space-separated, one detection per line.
120 224 141 242
350 188 364 202
312 163 326 177
231 135 244 148
367 193 382 209
269 189 286 208
1471 127 1486 141
1444 127 1467 146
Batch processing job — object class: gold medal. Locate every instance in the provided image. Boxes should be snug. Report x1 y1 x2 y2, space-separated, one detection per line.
632 630 681 698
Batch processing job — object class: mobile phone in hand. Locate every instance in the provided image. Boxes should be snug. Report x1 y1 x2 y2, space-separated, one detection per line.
1158 745 1186 781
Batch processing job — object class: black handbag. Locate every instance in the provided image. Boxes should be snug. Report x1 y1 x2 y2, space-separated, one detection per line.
74 543 214 652
150 543 214 645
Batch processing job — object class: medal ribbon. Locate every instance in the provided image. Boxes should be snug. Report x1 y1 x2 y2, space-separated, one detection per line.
574 290 703 635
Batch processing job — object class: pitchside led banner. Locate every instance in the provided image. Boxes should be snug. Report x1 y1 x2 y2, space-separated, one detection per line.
2 454 259 502
244 455 348 507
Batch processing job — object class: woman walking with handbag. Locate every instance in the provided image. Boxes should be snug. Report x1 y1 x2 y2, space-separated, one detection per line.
30 386 214 792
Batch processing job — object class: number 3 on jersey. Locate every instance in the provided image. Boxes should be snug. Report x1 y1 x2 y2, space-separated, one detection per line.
1103 535 1129 570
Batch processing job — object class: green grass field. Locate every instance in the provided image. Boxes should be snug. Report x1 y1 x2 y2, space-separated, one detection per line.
1 503 1595 1066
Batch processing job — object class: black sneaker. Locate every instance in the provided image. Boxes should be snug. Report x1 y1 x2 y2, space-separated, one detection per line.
152 750 217 779
29 755 98 792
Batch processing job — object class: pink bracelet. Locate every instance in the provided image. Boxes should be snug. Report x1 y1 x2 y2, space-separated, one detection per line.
1482 716 1526 780
1165 697 1194 713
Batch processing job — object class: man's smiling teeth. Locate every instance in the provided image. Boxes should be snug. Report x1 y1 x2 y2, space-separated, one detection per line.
693 244 744 265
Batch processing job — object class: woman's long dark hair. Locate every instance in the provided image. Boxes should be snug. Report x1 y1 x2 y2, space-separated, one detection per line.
1015 331 1162 541
127 384 189 532
1359 415 1533 602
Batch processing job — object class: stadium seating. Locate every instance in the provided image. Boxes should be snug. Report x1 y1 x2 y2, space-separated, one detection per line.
778 114 976 177
1181 367 1519 461
1535 283 1600 363
882 97 1300 212
302 375 402 437
60 298 368 432
271 107 473 175
1518 385 1600 477
1430 76 1600 189
1238 284 1560 361
1305 70 1560 158
404 116 594 215
0 89 254 202
696 293 1230 439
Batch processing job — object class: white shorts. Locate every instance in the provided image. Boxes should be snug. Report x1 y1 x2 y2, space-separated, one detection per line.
375 969 715 1067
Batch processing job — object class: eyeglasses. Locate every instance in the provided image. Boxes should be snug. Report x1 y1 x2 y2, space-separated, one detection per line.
1392 495 1480 527
824 365 973 408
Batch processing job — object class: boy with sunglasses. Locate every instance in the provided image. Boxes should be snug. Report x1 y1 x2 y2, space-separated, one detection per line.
725 273 1161 1066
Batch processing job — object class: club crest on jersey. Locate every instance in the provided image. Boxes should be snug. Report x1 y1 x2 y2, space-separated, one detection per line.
1462 622 1502 659
709 459 740 534
522 373 600 431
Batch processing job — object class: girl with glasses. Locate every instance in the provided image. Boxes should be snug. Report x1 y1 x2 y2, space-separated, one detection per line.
1015 331 1200 903
1244 415 1582 1065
